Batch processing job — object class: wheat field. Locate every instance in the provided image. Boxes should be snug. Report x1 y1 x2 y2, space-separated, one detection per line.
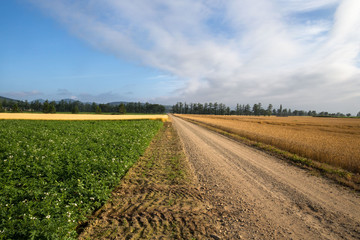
177 114 360 174
0 113 168 121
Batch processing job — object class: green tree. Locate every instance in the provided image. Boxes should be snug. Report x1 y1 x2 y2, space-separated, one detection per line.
2 100 7 110
12 103 19 113
43 100 50 113
357 111 360 117
91 102 97 112
0 102 3 112
253 103 260 116
278 104 283 116
95 105 102 114
244 104 251 115
72 105 79 114
266 104 273 116
50 101 56 113
119 104 126 114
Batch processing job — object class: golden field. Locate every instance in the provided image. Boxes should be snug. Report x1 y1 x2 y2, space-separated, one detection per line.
177 114 360 174
0 113 168 122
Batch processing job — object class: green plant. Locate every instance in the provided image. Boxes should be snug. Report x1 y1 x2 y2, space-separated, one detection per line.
0 119 162 239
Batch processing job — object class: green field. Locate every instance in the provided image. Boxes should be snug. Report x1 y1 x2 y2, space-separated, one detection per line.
0 120 163 239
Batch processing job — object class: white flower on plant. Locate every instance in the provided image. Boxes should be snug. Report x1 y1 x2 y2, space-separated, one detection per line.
46 215 51 219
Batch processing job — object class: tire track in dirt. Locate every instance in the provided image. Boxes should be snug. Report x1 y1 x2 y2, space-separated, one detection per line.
79 122 222 239
172 115 360 239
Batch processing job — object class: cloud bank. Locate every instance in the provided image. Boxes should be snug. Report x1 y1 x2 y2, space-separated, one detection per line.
30 0 360 113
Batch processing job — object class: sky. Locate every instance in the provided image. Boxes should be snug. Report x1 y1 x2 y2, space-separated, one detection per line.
0 0 359 114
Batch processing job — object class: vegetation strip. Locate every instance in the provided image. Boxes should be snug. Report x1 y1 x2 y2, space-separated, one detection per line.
177 116 360 191
79 122 221 239
0 120 162 239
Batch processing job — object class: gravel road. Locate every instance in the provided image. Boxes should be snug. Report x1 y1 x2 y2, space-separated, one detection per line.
171 115 360 239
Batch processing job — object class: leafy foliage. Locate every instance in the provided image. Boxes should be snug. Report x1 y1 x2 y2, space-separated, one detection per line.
0 120 162 239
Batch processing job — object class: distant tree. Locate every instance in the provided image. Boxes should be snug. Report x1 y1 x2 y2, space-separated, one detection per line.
278 104 283 116
208 103 213 114
24 100 30 111
12 103 19 113
43 100 50 113
31 100 42 112
49 101 56 113
95 105 102 114
235 104 240 115
346 113 352 117
226 107 231 115
214 102 218 115
72 105 79 114
266 104 273 116
91 102 97 112
119 104 126 114
0 102 3 112
309 110 317 116
357 111 360 117
244 104 251 115
253 103 260 116
2 100 7 110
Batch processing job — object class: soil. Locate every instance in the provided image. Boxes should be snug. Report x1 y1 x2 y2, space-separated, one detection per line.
78 121 222 239
172 115 360 239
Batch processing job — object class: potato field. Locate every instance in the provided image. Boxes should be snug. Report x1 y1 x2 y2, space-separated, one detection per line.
0 120 162 239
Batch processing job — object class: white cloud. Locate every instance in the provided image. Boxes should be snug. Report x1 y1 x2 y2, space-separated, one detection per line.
1 90 43 100
276 0 340 13
30 0 360 113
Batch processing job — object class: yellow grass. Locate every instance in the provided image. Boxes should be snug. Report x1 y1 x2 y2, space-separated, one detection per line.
0 113 168 122
177 114 360 174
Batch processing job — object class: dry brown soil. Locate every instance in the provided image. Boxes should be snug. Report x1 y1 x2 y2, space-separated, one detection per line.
171 115 360 239
78 121 222 239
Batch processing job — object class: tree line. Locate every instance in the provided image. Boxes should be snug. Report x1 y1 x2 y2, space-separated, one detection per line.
0 99 165 114
171 102 359 117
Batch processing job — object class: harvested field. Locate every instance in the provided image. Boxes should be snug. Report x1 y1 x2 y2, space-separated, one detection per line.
176 114 360 174
0 113 168 121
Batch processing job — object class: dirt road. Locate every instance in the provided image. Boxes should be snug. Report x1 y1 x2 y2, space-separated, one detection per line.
172 115 360 239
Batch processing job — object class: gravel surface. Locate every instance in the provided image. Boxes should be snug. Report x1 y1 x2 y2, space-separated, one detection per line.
172 115 360 239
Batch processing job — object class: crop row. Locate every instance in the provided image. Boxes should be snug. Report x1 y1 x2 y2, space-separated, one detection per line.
0 120 162 239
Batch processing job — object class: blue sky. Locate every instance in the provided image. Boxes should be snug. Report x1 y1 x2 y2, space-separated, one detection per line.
1 0 360 114
0 0 181 103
